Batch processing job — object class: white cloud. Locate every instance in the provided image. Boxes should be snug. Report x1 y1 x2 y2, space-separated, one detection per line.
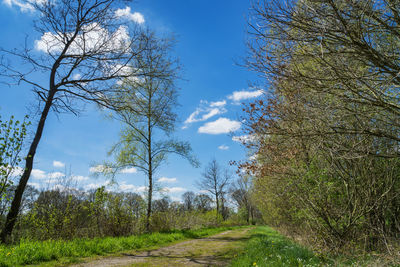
31 169 46 179
89 165 111 173
170 196 181 202
35 23 131 56
249 154 258 161
52 184 69 191
115 6 145 24
135 186 147 193
157 177 177 183
72 73 81 80
183 100 227 128
210 100 226 107
8 166 24 177
27 182 40 189
232 134 256 143
119 183 136 191
120 167 137 174
218 145 229 150
53 160 65 168
71 175 89 182
201 108 221 121
47 172 65 179
186 108 220 125
198 117 241 135
86 181 110 190
2 0 36 12
118 182 147 193
164 187 186 193
228 89 264 103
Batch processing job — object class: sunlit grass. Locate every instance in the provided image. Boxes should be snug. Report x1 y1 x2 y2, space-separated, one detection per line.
0 226 236 266
230 226 327 267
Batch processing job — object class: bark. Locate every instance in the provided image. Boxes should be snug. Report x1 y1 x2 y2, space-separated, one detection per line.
0 42 66 243
0 87 56 243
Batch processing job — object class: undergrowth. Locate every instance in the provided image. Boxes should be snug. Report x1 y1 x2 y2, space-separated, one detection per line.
229 226 398 266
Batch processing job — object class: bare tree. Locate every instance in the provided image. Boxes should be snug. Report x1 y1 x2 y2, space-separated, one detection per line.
0 0 156 243
194 194 212 212
230 175 254 224
182 191 195 211
197 159 230 219
152 196 170 213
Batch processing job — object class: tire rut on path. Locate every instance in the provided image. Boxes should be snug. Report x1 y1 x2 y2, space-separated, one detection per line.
73 227 251 267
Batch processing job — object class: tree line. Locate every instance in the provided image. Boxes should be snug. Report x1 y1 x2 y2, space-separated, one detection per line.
240 0 400 253
0 170 258 241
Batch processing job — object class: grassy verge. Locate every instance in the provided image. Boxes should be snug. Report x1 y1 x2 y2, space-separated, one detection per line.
0 226 238 267
229 226 398 267
230 226 325 267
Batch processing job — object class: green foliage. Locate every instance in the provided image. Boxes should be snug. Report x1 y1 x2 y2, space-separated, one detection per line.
0 226 235 266
23 187 146 240
230 226 326 267
242 0 400 254
149 209 226 232
230 227 398 266
0 115 30 216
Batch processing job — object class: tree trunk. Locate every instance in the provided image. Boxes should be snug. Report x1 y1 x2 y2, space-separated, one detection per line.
0 88 56 243
215 192 219 220
146 170 152 232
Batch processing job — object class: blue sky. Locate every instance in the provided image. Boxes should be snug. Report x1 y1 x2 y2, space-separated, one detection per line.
0 0 261 201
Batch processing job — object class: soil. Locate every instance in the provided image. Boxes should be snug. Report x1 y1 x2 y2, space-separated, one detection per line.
72 227 251 267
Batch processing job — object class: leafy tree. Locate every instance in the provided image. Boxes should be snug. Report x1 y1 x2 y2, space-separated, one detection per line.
239 0 400 251
105 37 198 231
0 115 29 216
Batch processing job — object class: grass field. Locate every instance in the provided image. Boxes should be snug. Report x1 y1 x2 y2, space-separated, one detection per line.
0 226 237 267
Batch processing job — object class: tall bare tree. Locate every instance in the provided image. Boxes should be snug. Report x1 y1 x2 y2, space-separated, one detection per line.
230 175 254 224
197 159 230 219
182 191 195 211
0 0 155 243
194 193 212 212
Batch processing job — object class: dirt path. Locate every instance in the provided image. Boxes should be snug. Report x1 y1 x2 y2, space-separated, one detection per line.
73 227 251 267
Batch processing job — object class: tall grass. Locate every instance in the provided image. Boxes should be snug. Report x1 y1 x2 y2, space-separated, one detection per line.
0 226 235 266
229 226 398 266
230 226 327 267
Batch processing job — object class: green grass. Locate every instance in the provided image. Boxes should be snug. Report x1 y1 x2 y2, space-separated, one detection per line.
0 226 237 267
229 226 328 267
229 226 399 267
